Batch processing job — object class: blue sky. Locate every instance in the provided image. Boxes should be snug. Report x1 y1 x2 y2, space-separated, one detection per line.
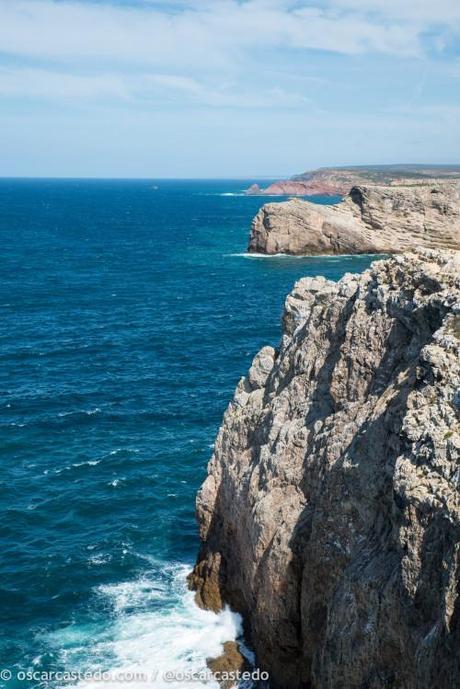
0 0 459 177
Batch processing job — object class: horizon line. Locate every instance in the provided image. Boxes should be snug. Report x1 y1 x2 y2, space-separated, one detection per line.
2 163 460 182
0 175 281 181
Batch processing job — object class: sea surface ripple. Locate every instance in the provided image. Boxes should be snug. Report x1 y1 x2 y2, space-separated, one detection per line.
0 179 376 688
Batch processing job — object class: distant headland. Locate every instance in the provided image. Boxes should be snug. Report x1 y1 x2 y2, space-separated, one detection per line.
246 164 460 197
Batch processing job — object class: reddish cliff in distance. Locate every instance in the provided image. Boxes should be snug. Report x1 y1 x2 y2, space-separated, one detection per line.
246 165 460 197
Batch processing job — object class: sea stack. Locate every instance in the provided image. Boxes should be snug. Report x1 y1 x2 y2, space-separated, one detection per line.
248 184 460 255
190 250 460 689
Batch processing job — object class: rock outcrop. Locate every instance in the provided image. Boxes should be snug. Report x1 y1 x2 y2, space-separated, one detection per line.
246 180 345 197
190 250 460 689
206 641 250 689
248 184 460 255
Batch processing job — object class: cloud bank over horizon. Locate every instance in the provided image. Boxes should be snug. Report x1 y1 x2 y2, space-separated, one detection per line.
0 0 459 177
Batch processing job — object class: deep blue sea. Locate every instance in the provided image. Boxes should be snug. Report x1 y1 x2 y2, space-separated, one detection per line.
0 179 376 688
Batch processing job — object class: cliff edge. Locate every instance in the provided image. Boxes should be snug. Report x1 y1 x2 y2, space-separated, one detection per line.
248 184 460 255
190 250 460 689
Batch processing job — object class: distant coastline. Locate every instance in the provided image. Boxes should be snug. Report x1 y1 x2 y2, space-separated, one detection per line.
245 163 460 197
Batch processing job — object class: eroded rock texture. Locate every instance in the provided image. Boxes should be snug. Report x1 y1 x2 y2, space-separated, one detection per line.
190 250 460 689
248 184 460 255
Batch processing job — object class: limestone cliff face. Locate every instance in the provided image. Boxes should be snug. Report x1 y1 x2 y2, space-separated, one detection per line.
248 184 460 255
190 250 460 689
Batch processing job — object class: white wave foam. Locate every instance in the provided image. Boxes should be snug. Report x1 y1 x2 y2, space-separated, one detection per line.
88 553 112 566
49 459 102 475
226 252 304 259
108 448 140 456
58 408 101 418
109 477 126 487
54 563 246 689
226 251 384 259
74 460 100 468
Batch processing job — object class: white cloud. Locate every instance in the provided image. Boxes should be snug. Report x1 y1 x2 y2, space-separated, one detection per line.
0 67 131 100
0 0 428 69
0 0 458 177
1 0 456 108
0 66 311 109
322 0 460 24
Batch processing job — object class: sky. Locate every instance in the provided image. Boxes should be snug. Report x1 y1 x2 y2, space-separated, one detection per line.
0 0 459 178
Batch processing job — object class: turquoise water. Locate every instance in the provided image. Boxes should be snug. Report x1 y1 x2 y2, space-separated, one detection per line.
0 179 376 688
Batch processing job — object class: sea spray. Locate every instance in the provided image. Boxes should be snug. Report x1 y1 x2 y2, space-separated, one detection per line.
50 564 244 689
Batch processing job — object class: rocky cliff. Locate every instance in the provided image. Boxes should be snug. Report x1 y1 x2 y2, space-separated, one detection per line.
246 165 460 197
189 250 460 689
248 184 460 255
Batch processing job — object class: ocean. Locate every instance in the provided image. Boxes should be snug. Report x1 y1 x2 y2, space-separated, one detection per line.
0 179 376 688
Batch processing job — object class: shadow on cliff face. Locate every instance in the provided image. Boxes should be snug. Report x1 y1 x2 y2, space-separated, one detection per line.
290 377 412 688
285 293 457 689
188 481 254 617
188 463 311 687
285 325 413 685
414 513 460 688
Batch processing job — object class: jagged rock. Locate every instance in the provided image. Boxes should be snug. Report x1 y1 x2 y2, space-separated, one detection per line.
246 183 263 195
190 250 460 689
206 641 249 689
187 551 223 613
248 184 460 255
